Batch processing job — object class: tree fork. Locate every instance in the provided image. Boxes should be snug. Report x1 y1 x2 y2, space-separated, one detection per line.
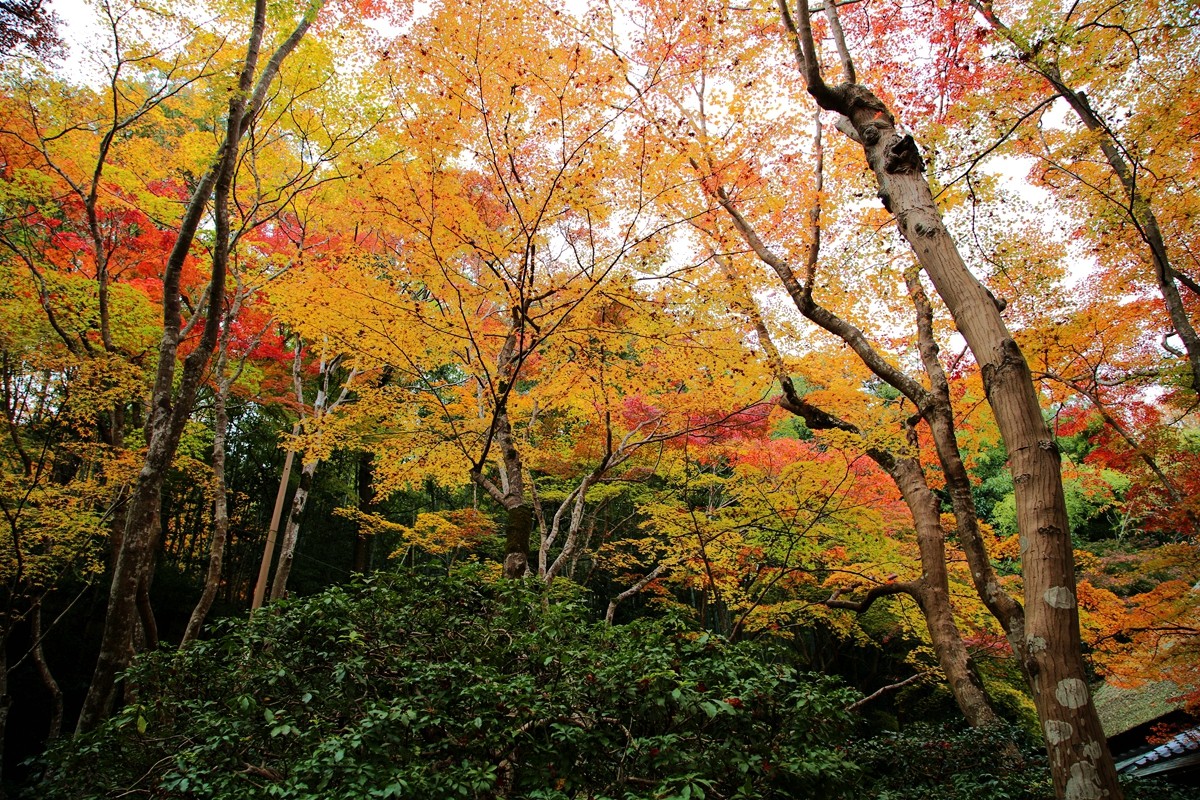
731 258 999 727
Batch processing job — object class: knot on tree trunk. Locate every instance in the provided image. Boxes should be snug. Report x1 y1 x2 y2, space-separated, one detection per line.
885 133 924 174
504 551 528 578
980 338 1026 400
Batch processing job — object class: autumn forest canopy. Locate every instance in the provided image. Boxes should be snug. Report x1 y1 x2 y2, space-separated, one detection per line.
1 0 1199 797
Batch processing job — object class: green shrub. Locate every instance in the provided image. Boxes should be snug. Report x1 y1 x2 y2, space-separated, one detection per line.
852 722 1198 800
31 566 859 799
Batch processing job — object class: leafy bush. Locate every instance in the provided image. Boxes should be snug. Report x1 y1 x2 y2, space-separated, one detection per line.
31 566 859 799
852 722 1197 800
853 722 1053 800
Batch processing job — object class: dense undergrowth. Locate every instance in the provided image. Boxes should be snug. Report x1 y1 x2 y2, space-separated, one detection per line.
28 567 1197 800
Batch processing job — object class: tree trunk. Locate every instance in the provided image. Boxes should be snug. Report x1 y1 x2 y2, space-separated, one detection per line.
605 565 664 624
77 467 165 731
136 569 158 652
252 424 299 610
855 102 1114 800
181 356 233 645
31 600 63 739
728 251 1001 727
888 455 999 727
0 628 8 789
269 460 318 601
782 386 1000 727
778 2 1121 791
353 451 375 574
503 502 532 578
905 270 1030 663
76 0 323 731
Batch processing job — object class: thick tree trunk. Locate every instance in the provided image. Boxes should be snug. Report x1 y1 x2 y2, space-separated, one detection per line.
471 397 532 579
780 4 1118 789
77 0 322 731
78 467 165 731
851 98 1114 798
503 503 532 578
269 460 318 601
768 5 1122 794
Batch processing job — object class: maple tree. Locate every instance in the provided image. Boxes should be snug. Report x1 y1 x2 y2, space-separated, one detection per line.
76 0 349 730
264 336 358 601
612 0 1136 793
269 0 739 583
776 1 1118 791
180 277 277 644
964 0 1200 398
616 0 1003 729
0 258 127 770
0 0 1197 794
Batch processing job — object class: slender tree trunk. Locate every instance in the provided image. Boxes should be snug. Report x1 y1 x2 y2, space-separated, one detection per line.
31 600 63 739
269 460 318 601
353 452 375 573
888 455 999 727
780 383 1000 726
605 564 664 624
135 573 158 651
252 424 299 610
78 0 323 731
724 252 1001 726
0 627 8 790
181 357 232 645
905 270 1030 663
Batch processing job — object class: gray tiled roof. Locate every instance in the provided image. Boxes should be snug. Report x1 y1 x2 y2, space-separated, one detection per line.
1115 727 1200 778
